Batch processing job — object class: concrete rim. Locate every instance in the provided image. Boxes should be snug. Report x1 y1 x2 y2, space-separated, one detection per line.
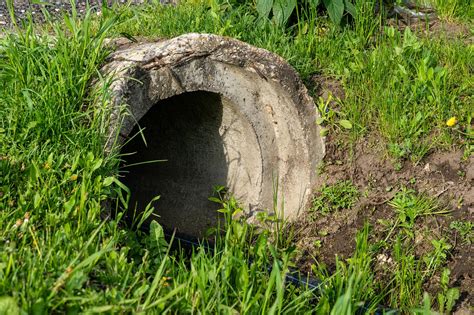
102 33 325 236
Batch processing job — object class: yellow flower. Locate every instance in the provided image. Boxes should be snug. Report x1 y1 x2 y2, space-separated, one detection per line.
69 174 78 181
446 116 457 127
161 276 172 287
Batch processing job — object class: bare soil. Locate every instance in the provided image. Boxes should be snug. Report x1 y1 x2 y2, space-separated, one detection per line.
293 75 473 311
387 16 473 45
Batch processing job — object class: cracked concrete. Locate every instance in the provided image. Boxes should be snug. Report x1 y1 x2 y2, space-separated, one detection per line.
102 33 325 237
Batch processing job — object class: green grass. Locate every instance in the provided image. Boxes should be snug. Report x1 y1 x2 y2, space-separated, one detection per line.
378 189 453 311
310 180 359 216
450 220 473 244
424 0 474 21
0 0 472 313
109 0 473 163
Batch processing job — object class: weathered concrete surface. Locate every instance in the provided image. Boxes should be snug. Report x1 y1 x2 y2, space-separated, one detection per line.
103 33 325 237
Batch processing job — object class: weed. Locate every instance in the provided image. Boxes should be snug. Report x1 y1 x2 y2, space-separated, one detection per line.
387 234 426 309
450 220 473 244
437 268 460 314
312 224 381 314
386 187 448 239
353 0 383 46
311 180 359 216
379 232 455 311
424 238 452 273
316 94 353 136
371 188 457 311
254 0 355 27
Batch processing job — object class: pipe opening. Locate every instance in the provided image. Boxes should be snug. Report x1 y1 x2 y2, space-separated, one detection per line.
120 90 260 237
108 34 326 238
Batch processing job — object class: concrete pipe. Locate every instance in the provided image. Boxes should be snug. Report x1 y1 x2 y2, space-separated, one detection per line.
103 33 325 237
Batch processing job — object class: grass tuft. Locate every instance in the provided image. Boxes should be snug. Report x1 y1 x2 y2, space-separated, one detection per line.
311 180 359 216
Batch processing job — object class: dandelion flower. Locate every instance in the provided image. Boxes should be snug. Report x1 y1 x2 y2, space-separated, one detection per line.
446 116 457 127
69 174 78 181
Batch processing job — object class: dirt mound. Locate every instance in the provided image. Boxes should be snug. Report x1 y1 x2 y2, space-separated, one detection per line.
293 133 473 308
292 74 473 310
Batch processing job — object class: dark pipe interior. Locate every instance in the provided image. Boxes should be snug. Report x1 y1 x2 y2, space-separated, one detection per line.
120 91 228 237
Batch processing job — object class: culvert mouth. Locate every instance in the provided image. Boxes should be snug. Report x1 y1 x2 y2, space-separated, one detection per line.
121 91 262 237
103 33 325 237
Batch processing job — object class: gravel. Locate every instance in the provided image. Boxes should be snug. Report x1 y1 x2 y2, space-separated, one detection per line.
0 0 173 28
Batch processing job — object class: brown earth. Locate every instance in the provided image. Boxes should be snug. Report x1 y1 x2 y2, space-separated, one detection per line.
291 74 473 311
387 16 473 45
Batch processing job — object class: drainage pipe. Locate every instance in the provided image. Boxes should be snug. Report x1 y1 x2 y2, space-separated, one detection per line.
102 34 325 237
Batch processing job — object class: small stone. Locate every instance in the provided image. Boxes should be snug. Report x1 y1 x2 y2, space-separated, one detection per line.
377 253 393 265
415 232 424 245
466 162 474 181
423 163 430 172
